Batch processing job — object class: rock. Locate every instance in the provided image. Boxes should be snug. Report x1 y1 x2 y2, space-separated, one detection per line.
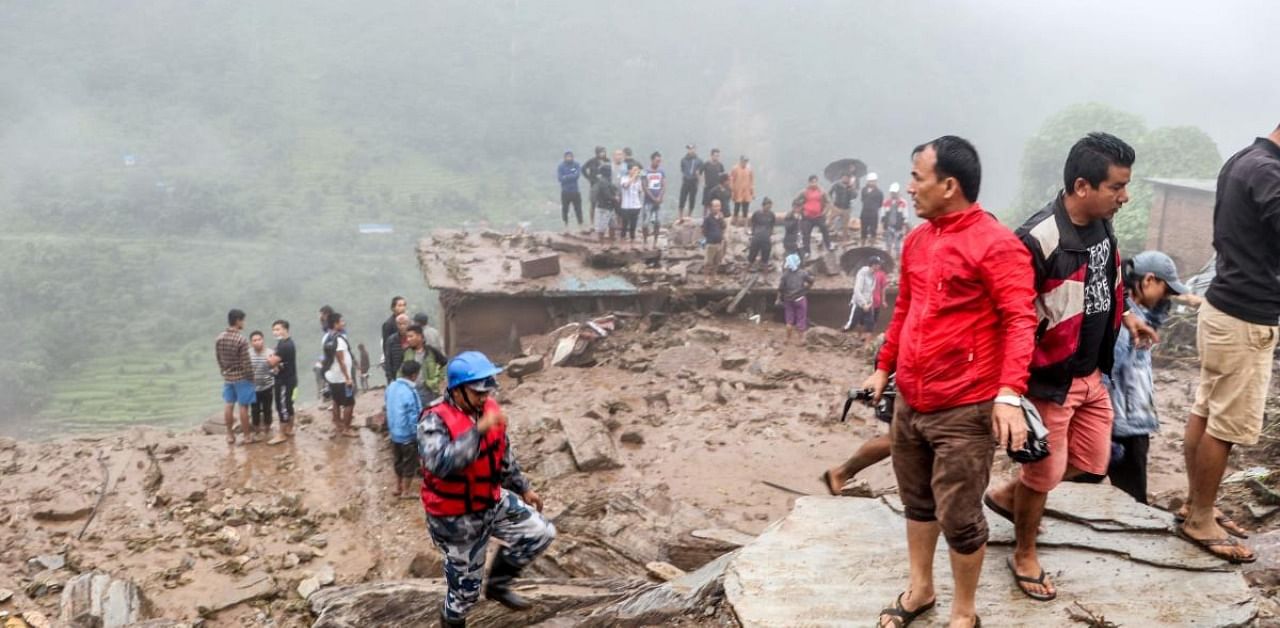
306 534 328 549
59 571 146 628
1242 529 1280 587
27 554 66 574
1248 503 1279 520
197 571 275 616
0 437 15 450
122 621 198 628
690 528 756 548
700 384 727 405
535 450 578 479
646 311 667 332
31 497 94 522
619 431 644 446
297 564 335 600
688 325 730 344
838 478 875 498
561 416 622 472
405 553 441 578
719 354 750 371
644 561 686 582
21 612 50 628
726 496 1256 627
803 325 847 348
505 355 544 378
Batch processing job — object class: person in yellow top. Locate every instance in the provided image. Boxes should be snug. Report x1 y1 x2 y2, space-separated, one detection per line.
730 155 755 225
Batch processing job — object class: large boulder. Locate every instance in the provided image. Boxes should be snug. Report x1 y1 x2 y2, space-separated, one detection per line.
803 325 847 348
60 571 147 628
505 355 545 379
561 416 622 472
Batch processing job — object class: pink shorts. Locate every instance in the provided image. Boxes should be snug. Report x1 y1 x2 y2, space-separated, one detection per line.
1018 369 1113 493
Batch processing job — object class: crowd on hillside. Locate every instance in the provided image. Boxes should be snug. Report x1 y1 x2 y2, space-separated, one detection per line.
209 126 1280 627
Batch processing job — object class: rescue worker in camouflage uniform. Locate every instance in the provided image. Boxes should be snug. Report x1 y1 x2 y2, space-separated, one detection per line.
418 351 555 627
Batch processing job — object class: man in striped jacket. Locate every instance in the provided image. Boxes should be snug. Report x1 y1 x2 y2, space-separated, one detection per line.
986 132 1157 602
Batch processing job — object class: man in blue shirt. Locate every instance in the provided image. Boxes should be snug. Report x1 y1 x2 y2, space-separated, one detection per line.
557 151 583 231
387 360 424 498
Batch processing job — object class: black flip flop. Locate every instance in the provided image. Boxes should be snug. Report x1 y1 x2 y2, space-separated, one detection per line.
875 592 936 627
1006 557 1056 601
820 470 840 496
1174 512 1249 539
1175 524 1257 564
983 492 1014 524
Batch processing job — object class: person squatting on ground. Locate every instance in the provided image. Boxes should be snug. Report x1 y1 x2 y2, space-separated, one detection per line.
1178 125 1280 564
591 164 620 242
269 319 297 444
215 308 255 446
730 155 754 223
386 359 423 499
418 351 555 627
643 151 666 247
746 197 776 270
322 312 358 438
860 173 884 246
678 144 703 221
777 254 813 345
702 199 727 276
557 150 583 230
867 136 1038 628
984 133 1158 602
796 175 833 256
1072 251 1187 505
248 330 276 443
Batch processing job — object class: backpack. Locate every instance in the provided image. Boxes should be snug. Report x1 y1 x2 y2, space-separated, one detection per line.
321 332 346 373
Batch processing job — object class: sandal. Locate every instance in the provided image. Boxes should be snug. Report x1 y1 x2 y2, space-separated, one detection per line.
1175 524 1256 564
1006 557 1056 601
1174 509 1249 539
875 591 935 627
983 493 1014 524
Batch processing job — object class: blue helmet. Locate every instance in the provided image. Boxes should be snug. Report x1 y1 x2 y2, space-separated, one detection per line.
446 351 504 391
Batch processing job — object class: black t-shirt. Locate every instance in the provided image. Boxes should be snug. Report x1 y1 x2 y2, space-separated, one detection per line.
1205 138 1280 325
749 209 776 241
703 161 726 188
703 214 726 244
830 183 856 210
1069 219 1116 376
275 337 298 384
860 186 884 218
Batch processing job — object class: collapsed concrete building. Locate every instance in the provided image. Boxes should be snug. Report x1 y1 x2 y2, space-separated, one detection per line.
417 223 895 359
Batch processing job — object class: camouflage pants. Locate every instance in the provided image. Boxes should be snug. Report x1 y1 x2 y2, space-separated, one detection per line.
426 489 556 621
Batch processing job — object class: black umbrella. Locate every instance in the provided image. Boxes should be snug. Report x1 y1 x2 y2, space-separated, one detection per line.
823 158 867 182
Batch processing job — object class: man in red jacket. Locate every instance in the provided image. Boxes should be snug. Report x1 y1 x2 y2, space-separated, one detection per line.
865 136 1037 628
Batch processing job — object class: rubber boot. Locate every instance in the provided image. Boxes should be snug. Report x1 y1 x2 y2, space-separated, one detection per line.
484 555 531 610
439 608 466 628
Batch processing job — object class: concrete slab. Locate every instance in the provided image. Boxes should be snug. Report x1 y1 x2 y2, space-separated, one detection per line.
724 497 1256 627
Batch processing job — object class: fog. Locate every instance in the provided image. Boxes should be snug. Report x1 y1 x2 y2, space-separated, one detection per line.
1 0 1275 436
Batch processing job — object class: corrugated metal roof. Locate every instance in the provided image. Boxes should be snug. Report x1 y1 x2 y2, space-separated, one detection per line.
1144 177 1216 193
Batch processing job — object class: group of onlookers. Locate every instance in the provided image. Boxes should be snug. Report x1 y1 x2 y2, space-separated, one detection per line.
214 310 298 445
854 128 1279 628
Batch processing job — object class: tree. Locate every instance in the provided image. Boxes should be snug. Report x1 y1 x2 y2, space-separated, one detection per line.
1012 104 1221 252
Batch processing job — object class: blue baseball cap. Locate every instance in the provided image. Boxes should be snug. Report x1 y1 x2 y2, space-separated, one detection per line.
1132 251 1189 295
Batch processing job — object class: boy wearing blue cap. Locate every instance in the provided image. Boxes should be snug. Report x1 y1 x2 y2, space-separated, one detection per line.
417 351 555 627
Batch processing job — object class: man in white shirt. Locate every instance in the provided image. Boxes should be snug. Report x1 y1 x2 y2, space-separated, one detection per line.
323 312 358 438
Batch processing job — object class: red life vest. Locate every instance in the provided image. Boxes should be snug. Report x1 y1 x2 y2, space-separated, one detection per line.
420 398 508 517
802 187 824 218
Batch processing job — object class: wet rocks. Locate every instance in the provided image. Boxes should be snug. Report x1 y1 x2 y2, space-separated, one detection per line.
645 561 686 582
31 496 94 522
405 552 442 578
688 325 730 344
1242 529 1280 587
59 571 146 628
196 571 276 617
505 355 545 378
297 564 335 600
803 326 847 348
0 588 12 603
719 354 750 371
619 431 645 446
561 416 621 472
27 554 66 574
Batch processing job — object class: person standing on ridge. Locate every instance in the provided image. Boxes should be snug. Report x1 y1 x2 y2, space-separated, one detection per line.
730 155 755 225
702 149 726 212
747 197 777 270
860 173 885 246
248 330 276 443
678 144 703 221
619 163 645 244
269 319 297 444
322 312 358 438
829 172 858 241
643 151 666 247
557 150 583 231
419 351 555 627
582 146 608 230
215 309 254 445
882 183 910 256
795 175 833 256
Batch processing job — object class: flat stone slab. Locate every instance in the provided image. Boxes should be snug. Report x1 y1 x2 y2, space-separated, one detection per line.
1044 482 1175 532
724 497 1256 627
881 493 1226 572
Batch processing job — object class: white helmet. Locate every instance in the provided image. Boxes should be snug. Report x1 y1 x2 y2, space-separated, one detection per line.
866 172 879 182
889 182 901 194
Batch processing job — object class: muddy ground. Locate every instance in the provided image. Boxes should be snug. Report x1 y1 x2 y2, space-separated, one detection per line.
1 314 1277 626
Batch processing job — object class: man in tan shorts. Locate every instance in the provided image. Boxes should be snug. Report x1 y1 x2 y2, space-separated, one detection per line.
1179 125 1280 564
